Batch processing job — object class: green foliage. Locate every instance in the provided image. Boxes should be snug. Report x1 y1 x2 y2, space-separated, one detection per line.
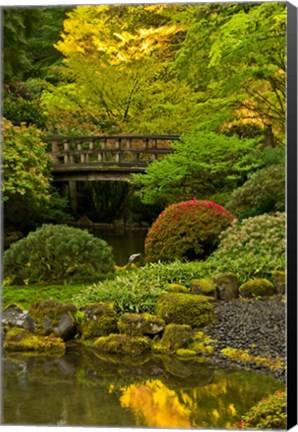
4 224 115 284
206 212 285 283
239 390 286 430
227 164 285 219
2 284 92 310
145 199 235 262
3 82 46 128
74 271 167 314
2 118 51 203
3 8 39 81
134 133 263 207
175 3 286 141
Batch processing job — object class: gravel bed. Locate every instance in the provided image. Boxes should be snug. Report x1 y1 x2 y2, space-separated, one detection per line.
203 298 286 380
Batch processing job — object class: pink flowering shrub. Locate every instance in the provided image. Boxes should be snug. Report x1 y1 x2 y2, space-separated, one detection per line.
145 199 235 263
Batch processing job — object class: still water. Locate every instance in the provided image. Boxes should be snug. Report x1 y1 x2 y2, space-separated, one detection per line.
3 348 283 428
92 227 147 265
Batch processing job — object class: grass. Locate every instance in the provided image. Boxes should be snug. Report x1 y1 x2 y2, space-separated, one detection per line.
2 283 91 310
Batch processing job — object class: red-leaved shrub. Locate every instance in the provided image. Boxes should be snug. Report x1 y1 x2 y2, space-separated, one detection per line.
145 199 235 263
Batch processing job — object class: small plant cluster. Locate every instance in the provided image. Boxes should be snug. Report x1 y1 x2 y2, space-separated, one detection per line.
239 390 286 429
207 212 285 283
145 199 235 262
3 82 46 128
4 224 115 284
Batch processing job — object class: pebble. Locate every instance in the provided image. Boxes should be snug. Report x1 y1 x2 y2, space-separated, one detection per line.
204 298 285 380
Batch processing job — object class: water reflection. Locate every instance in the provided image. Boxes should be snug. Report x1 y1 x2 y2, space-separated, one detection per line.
92 228 147 265
3 348 284 428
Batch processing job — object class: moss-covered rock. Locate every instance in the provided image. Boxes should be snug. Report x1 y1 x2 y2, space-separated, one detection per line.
190 331 216 356
239 279 276 298
156 293 215 328
118 313 165 336
3 327 65 354
213 272 240 300
176 348 197 357
80 302 118 340
271 271 286 294
191 278 218 299
28 299 77 338
2 304 35 333
153 323 193 352
166 283 189 293
94 334 151 355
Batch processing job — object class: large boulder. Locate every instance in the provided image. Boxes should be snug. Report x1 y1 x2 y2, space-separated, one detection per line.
156 293 215 328
2 304 35 333
191 279 218 299
239 279 276 298
80 302 118 340
94 334 151 355
271 271 286 294
154 323 193 352
213 273 240 300
118 313 165 336
28 299 77 340
3 327 65 354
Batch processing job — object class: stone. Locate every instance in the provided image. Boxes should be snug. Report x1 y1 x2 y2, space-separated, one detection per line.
271 271 286 294
2 304 35 333
94 334 151 354
81 302 118 340
167 283 189 293
28 299 77 337
53 313 77 341
156 293 215 328
3 327 65 354
191 278 218 299
118 313 165 336
239 279 276 298
155 323 193 352
213 273 240 301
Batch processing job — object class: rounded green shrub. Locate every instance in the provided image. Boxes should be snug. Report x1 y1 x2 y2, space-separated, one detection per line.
207 212 285 283
4 224 115 284
239 390 286 429
145 199 235 263
227 164 285 219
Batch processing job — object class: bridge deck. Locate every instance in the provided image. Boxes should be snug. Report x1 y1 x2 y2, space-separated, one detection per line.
46 134 179 181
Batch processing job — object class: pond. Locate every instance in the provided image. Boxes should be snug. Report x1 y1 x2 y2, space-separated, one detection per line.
3 348 284 428
91 227 147 266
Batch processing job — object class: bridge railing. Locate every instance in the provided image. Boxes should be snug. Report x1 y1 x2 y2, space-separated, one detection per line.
45 134 180 167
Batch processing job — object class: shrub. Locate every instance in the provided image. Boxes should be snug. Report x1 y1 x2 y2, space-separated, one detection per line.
239 390 286 429
3 224 115 284
227 164 285 219
145 199 235 263
3 82 46 128
206 212 285 283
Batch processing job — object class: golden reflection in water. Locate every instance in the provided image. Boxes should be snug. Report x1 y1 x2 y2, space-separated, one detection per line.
119 379 192 428
118 377 242 429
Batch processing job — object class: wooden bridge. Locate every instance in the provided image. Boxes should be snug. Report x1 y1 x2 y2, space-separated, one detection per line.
45 134 180 212
46 134 180 181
